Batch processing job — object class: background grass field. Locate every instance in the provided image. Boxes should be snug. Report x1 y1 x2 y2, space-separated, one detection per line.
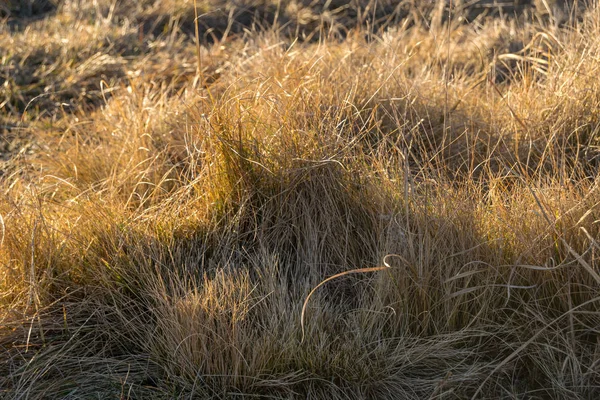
2 0 600 398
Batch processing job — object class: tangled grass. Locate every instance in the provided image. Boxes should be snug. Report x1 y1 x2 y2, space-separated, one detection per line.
2 1 600 398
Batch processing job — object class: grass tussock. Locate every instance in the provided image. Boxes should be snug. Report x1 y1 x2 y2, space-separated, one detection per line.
2 0 600 398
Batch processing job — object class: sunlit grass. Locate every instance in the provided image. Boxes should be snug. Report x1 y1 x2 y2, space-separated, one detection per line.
1 1 600 398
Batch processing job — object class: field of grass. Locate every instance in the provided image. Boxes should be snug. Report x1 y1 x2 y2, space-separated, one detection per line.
2 0 600 398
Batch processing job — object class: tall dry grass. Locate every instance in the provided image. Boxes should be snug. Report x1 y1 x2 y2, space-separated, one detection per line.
2 0 600 398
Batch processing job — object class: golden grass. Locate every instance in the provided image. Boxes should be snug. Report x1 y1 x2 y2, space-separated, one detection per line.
2 0 600 398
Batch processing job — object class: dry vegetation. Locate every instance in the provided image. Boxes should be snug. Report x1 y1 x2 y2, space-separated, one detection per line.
2 0 600 398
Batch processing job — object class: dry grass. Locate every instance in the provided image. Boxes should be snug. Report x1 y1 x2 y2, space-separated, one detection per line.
2 0 600 398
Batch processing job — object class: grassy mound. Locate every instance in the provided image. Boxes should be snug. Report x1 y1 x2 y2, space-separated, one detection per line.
2 1 600 398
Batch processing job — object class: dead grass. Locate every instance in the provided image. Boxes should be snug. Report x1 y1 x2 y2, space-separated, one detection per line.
2 1 600 399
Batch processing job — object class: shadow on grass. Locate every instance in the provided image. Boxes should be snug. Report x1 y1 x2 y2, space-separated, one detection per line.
1 0 58 30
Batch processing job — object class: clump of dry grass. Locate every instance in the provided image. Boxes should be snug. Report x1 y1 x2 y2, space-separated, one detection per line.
2 1 600 399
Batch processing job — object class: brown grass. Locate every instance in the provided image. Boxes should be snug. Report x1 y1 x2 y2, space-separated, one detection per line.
2 0 600 398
